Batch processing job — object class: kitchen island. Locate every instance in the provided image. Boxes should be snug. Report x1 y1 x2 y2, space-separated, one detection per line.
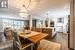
42 27 56 38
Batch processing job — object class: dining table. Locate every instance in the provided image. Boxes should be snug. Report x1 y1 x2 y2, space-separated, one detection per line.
18 31 48 44
18 31 48 50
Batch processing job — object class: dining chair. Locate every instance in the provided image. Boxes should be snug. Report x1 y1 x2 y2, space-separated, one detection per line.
13 32 34 50
4 27 13 40
31 27 35 31
35 28 42 32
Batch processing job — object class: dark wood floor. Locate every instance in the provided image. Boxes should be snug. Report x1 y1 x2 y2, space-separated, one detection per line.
47 33 69 50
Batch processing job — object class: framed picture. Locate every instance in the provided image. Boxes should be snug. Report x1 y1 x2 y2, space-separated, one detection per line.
0 0 8 8
57 18 64 23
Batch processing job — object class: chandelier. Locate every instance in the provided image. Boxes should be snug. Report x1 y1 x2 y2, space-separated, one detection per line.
19 0 31 18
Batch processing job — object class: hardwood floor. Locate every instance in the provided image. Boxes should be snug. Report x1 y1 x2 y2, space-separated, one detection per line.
47 33 69 50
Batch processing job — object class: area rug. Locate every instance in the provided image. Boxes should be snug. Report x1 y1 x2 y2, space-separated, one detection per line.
37 39 61 50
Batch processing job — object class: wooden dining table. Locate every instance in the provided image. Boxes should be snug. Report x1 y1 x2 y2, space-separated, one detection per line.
18 31 48 44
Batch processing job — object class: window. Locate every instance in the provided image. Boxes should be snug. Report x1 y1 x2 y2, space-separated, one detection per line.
13 20 24 29
3 19 24 30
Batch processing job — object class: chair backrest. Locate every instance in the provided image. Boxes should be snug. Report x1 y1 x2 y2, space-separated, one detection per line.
31 27 35 31
13 32 21 48
4 28 13 40
35 28 42 32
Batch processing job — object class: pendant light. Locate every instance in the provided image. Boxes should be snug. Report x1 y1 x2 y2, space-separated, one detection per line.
19 0 31 18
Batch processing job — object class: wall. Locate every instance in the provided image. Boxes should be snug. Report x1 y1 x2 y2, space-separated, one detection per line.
73 0 75 49
36 19 42 28
54 16 68 33
0 10 29 20
70 0 75 49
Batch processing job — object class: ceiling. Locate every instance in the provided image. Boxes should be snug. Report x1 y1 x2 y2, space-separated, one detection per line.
8 0 70 18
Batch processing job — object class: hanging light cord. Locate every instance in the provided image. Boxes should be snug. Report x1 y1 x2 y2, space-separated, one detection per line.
23 0 31 9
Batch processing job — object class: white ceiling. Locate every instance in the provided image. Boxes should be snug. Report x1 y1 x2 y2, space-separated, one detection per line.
8 0 70 19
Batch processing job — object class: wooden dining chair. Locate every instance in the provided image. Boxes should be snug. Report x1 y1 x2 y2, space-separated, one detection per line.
35 28 42 32
13 32 34 50
4 28 13 40
31 27 35 31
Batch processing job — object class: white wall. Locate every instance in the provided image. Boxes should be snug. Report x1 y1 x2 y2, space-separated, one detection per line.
54 16 68 33
36 20 42 28
70 0 75 49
